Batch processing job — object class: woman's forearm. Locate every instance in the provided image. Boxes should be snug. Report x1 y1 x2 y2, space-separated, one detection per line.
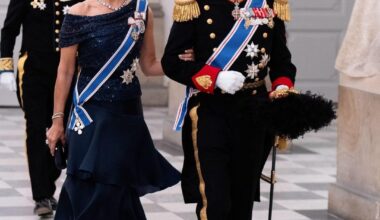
140 59 163 76
53 65 75 115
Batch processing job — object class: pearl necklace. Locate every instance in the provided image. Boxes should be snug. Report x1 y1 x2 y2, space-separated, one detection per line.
96 0 130 11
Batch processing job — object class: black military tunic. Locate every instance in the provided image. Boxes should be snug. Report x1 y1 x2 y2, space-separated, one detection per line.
0 0 79 202
162 0 296 219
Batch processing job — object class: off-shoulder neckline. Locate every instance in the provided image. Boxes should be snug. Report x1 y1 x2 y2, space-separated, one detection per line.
66 2 134 20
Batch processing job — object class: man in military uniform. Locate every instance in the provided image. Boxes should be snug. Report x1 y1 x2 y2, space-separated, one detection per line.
0 0 79 216
162 0 296 219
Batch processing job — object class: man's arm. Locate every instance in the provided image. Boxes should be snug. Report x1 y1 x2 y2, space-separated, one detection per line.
162 20 222 94
0 0 28 73
268 17 297 91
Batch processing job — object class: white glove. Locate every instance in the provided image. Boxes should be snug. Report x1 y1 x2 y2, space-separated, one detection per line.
215 71 245 94
0 71 17 91
275 85 289 91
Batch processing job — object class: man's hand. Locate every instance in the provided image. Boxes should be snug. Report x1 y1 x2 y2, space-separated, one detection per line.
178 49 195 61
0 72 16 91
216 71 245 94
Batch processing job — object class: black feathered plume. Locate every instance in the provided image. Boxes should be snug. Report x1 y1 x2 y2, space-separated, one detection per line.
268 91 336 139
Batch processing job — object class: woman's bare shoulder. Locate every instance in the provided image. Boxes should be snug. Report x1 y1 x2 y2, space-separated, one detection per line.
68 0 96 16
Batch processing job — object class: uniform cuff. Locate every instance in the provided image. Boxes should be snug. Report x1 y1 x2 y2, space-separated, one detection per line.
0 58 14 73
271 77 294 91
192 65 221 94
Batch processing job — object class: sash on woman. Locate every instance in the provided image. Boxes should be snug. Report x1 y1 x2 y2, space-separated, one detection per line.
68 0 148 134
173 0 266 131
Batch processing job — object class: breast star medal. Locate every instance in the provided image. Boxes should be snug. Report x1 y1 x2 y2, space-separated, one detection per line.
121 70 134 85
245 63 260 79
259 54 270 68
121 58 139 85
31 0 46 10
63 5 71 14
244 42 260 59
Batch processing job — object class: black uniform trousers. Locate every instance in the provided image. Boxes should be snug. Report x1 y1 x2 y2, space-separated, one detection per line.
181 88 274 220
15 51 61 201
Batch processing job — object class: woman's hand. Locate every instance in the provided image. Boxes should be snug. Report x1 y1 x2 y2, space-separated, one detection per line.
178 49 195 62
46 119 66 156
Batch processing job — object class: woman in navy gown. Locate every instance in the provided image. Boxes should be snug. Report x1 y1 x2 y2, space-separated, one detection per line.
46 0 191 219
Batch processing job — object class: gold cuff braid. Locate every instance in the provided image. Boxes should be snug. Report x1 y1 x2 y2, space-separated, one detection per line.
270 88 299 99
0 58 14 72
173 0 200 22
274 0 291 22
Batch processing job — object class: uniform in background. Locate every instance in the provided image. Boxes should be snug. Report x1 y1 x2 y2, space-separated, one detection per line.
0 0 79 216
162 0 296 219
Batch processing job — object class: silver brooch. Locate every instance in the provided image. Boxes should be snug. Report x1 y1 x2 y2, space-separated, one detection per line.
121 58 139 85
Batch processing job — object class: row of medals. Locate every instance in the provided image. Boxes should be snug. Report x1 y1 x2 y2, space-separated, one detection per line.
230 0 275 29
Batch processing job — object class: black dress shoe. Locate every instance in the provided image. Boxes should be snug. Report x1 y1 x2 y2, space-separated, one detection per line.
34 198 53 217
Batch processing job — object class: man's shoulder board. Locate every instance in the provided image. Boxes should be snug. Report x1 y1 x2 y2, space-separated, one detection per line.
273 0 291 22
173 0 201 22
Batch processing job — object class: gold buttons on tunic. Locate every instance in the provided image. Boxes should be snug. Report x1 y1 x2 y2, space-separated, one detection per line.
55 2 59 6
55 38 59 43
207 19 213 25
204 5 210 11
263 32 268 38
56 47 60 52
213 47 217 52
55 29 60 34
210 33 216 39
252 90 257 95
55 20 60 25
56 11 60 16
261 48 266 53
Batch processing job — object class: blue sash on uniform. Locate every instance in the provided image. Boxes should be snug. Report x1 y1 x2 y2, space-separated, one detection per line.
173 0 266 131
68 0 148 134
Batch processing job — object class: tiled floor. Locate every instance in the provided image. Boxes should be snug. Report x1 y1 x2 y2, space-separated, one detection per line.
0 107 340 220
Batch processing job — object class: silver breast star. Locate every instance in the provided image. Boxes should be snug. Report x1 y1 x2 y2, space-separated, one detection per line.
260 54 271 67
244 42 260 59
245 63 260 79
121 70 134 85
63 5 71 14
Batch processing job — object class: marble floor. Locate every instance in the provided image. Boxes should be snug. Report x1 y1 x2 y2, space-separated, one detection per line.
0 107 340 220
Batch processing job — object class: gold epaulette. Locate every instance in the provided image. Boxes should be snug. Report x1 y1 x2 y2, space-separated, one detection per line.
173 0 200 22
0 58 14 72
274 0 291 22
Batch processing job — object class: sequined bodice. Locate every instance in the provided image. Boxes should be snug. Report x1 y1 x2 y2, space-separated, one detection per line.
60 1 144 101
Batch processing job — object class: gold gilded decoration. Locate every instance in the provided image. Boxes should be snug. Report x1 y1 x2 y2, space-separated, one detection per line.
275 135 289 151
190 105 208 220
0 58 14 72
269 88 299 100
173 0 201 22
17 53 28 108
274 0 291 22
195 75 213 90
